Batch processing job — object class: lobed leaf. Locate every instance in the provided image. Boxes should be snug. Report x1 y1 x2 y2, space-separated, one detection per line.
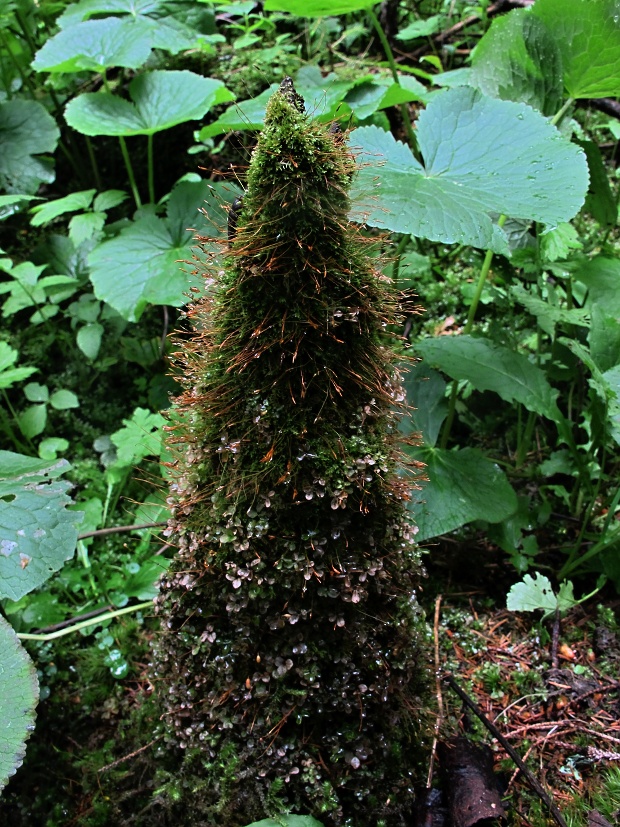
507 572 558 613
0 343 37 389
351 88 588 253
88 180 240 320
32 17 153 72
65 70 233 137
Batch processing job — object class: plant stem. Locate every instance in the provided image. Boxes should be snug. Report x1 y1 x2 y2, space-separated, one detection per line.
0 404 30 453
14 8 37 59
0 28 37 98
439 214 507 448
463 215 507 336
147 133 155 203
367 8 419 154
1 388 36 453
119 135 142 209
78 521 167 540
550 97 575 128
57 139 84 182
85 136 102 190
391 233 411 283
17 601 153 642
559 483 620 579
101 71 141 207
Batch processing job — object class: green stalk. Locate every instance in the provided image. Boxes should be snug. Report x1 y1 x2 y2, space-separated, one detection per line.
57 139 84 182
0 403 31 453
85 136 103 190
367 8 419 154
147 133 155 203
119 135 142 209
76 539 100 597
1 388 36 454
101 71 141 207
439 214 508 448
516 324 543 466
0 28 37 98
391 233 411 284
550 97 575 128
13 7 37 59
17 601 153 642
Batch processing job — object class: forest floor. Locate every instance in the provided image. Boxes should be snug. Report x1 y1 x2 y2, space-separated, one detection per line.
2 541 620 827
424 541 620 827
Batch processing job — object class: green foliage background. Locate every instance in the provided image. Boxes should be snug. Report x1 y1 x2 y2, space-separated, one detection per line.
0 0 619 823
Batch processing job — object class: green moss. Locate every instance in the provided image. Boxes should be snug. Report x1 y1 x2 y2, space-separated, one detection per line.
151 78 429 826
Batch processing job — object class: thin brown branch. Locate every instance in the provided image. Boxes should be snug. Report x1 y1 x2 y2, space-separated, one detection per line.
97 736 163 773
34 604 113 634
78 522 167 540
443 673 569 827
408 0 535 58
427 594 444 788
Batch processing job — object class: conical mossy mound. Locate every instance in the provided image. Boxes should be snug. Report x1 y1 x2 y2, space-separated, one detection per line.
152 78 429 826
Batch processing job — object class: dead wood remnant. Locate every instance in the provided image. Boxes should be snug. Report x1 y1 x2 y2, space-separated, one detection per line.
150 77 429 826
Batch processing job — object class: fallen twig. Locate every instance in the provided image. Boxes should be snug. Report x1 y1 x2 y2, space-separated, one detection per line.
78 521 167 540
97 736 163 773
427 594 444 788
443 672 569 827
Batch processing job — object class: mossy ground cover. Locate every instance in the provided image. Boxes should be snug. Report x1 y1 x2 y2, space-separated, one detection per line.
150 78 429 827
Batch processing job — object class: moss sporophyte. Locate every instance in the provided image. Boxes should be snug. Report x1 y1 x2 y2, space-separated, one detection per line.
151 78 429 826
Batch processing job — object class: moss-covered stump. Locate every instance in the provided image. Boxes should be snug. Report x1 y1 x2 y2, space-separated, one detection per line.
152 78 429 826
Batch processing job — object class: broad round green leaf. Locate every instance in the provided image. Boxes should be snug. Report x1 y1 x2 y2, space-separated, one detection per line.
264 0 377 15
199 66 374 141
0 615 38 794
0 453 83 601
58 0 174 28
406 446 518 541
415 334 562 421
88 180 239 320
38 437 70 460
0 100 59 194
32 17 152 72
65 70 234 136
470 9 563 115
351 87 589 254
532 0 620 99
33 9 207 73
